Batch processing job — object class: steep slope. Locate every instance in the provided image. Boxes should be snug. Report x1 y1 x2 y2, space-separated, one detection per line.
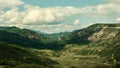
51 23 120 68
64 23 120 44
0 26 47 43
0 27 65 50
63 24 120 61
0 31 45 49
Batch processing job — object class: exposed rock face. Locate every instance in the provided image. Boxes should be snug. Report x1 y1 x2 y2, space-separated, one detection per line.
88 27 120 42
63 24 120 44
88 27 104 42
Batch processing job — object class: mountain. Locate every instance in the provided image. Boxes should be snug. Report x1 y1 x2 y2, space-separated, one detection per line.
64 23 120 44
52 23 120 68
0 26 47 42
0 26 65 50
0 27 59 68
0 30 46 49
44 31 71 42
0 23 120 68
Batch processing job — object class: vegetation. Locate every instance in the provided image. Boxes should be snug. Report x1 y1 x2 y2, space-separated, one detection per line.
0 42 57 68
0 23 120 68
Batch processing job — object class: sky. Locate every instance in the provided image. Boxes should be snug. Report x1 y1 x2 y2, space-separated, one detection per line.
0 0 120 33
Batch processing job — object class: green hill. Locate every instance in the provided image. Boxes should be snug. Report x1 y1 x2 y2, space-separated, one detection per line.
0 26 47 42
51 23 120 68
0 30 46 49
0 27 65 50
64 23 120 44
0 42 57 68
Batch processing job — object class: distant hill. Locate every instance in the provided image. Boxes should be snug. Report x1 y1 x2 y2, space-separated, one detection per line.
44 32 71 42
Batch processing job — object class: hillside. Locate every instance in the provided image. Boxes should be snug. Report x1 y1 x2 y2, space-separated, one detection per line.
0 42 57 68
44 32 71 42
64 23 120 44
31 23 120 68
0 30 45 49
0 27 64 50
49 23 120 68
0 23 120 68
0 26 47 42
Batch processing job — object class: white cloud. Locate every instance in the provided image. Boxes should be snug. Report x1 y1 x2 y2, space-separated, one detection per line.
0 8 24 24
0 0 24 26
20 2 120 25
0 1 119 25
0 0 24 9
22 6 81 25
0 0 120 33
116 18 120 22
105 0 120 3
85 2 120 16
73 19 80 25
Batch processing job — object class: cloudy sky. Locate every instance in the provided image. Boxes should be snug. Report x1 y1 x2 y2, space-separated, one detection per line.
0 0 120 33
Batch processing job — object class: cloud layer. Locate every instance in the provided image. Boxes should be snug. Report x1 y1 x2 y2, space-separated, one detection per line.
22 6 81 25
0 0 24 10
0 0 119 33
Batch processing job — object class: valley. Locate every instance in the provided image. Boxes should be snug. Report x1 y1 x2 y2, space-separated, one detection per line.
0 23 120 68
